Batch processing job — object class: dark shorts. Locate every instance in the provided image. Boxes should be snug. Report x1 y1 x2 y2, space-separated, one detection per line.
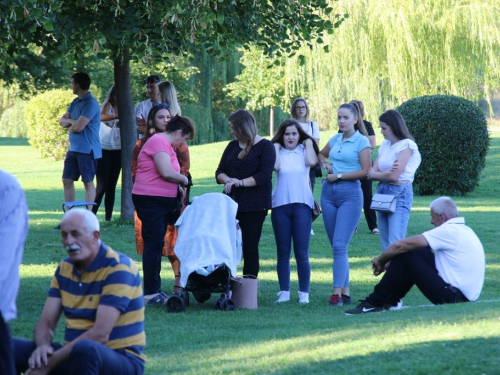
62 150 98 182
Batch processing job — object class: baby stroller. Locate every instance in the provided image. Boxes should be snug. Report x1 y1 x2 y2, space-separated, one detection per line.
166 193 242 313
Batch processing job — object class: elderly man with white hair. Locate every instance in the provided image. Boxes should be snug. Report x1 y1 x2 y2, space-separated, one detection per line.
13 209 146 375
346 197 485 315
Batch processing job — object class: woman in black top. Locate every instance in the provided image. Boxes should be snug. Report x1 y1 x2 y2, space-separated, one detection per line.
216 110 276 277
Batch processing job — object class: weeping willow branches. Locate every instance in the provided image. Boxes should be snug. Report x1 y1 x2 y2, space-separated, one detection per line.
232 0 500 128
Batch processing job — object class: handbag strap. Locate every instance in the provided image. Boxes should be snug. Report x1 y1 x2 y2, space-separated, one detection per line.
392 182 410 198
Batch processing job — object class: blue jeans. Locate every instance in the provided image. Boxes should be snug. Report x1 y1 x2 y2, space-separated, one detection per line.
13 338 144 375
321 180 363 289
376 183 413 251
271 203 312 293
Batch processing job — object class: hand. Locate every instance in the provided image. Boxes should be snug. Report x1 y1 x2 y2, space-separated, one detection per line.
223 180 235 194
63 112 70 119
28 345 54 370
180 175 189 186
136 115 147 127
322 162 333 174
371 256 386 276
325 173 336 183
302 139 312 147
390 159 400 172
367 167 374 179
26 367 51 375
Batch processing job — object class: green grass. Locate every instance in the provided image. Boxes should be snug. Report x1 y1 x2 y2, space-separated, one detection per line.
1 131 500 375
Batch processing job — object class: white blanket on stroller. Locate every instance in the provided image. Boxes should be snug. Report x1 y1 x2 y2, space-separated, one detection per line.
174 193 242 287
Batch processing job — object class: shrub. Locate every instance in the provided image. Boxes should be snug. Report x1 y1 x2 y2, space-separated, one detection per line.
26 89 73 160
0 99 28 137
397 95 490 196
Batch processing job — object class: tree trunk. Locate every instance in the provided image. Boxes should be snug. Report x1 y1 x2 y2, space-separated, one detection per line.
269 105 275 137
114 49 135 219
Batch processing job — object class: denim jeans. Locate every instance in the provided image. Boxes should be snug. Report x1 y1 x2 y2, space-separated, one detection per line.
321 180 363 288
271 203 312 293
376 183 414 251
132 194 177 295
13 338 144 375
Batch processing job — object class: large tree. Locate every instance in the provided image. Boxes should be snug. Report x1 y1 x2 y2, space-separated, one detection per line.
3 0 339 218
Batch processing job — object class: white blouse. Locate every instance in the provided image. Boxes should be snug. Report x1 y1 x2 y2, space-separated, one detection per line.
272 145 314 209
377 139 421 182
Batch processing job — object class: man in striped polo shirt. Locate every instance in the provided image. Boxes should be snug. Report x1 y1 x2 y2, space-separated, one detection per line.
13 209 146 374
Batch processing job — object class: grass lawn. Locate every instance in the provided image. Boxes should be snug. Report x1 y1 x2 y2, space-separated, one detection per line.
1 130 499 375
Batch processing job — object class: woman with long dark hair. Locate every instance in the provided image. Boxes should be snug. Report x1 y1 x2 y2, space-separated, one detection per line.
271 119 319 304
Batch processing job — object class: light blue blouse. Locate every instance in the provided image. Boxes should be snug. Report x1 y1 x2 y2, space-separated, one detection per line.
328 130 370 173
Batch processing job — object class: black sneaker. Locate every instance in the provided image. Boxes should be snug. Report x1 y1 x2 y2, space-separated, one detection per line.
345 300 384 315
342 294 352 305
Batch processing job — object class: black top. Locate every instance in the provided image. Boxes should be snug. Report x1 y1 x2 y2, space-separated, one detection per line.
215 139 276 212
364 120 375 136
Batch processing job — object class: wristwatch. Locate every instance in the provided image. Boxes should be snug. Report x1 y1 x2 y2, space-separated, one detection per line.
337 173 342 180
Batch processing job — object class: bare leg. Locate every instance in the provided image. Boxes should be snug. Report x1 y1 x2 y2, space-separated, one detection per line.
170 259 181 293
83 181 96 210
62 179 76 203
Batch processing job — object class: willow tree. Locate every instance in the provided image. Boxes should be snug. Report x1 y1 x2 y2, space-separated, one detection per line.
233 0 500 129
5 0 336 218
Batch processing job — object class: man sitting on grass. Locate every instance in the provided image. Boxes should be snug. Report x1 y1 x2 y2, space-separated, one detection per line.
345 197 485 315
13 209 146 374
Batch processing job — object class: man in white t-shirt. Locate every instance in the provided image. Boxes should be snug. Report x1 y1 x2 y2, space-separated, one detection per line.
135 74 161 136
345 197 485 315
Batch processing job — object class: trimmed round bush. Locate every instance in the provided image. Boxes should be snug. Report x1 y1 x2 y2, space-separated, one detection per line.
0 99 28 138
26 89 73 160
397 95 489 196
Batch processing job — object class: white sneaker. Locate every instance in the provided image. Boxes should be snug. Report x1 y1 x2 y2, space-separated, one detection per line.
275 291 290 303
298 291 309 304
389 299 404 310
311 229 315 235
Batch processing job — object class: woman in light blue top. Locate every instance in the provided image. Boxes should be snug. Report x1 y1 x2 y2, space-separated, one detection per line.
270 119 319 304
368 109 421 252
318 103 372 307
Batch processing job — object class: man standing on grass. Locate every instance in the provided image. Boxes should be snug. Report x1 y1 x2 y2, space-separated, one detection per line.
135 74 161 137
345 197 485 315
59 72 101 210
0 169 28 375
13 209 146 375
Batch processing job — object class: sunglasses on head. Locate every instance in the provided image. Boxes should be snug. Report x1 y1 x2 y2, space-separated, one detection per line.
152 102 170 109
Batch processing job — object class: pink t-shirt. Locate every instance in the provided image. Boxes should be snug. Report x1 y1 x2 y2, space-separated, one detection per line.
132 134 180 197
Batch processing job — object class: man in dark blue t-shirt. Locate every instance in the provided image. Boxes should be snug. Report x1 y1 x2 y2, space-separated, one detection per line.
59 72 101 210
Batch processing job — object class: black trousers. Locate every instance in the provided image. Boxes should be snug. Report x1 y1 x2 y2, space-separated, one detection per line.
237 210 268 278
132 194 177 295
93 149 122 220
367 247 468 307
0 313 14 375
360 177 377 231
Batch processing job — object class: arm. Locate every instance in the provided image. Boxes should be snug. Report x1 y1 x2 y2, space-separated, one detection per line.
100 103 118 122
303 139 318 167
324 147 371 182
368 135 376 149
29 304 121 374
368 147 412 183
318 143 333 173
273 143 281 171
371 234 429 276
59 115 91 133
154 152 189 186
27 297 63 370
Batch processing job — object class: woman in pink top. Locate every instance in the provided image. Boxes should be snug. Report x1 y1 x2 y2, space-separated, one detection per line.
132 103 195 305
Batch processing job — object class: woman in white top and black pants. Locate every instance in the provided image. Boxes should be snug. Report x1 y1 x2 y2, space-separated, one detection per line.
271 119 319 304
291 98 321 191
368 110 422 251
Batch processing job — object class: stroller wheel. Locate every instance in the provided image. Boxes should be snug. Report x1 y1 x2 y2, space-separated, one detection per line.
213 297 224 310
166 295 185 313
220 298 235 312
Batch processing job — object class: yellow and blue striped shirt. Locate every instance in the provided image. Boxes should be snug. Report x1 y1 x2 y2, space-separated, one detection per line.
48 243 146 366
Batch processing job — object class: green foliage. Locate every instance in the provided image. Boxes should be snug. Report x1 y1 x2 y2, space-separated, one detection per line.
0 99 28 138
397 95 490 196
26 89 72 160
183 104 214 145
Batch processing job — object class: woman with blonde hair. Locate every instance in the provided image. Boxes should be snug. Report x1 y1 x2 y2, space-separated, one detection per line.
159 81 181 116
216 110 275 278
